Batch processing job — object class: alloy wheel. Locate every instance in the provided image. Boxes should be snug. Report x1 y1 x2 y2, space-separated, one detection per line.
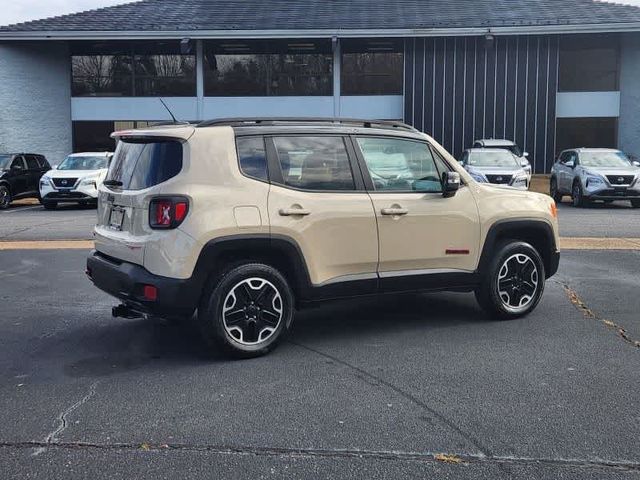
0 188 9 208
222 277 283 346
497 253 539 313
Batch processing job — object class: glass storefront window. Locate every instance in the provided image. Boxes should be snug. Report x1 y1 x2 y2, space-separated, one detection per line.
555 117 618 155
203 40 333 96
341 39 404 95
559 35 619 92
71 41 196 97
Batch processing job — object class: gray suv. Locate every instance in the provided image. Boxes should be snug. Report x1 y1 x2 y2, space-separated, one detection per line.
550 148 640 208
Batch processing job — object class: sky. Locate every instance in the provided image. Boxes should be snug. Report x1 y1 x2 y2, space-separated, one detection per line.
2 0 640 26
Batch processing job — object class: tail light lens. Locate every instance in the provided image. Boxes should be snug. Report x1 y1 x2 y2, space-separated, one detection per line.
149 196 189 229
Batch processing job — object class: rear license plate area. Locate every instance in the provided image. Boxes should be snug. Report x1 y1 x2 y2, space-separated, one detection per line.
109 207 125 230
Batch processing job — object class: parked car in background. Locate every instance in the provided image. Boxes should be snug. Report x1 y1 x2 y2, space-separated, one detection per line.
473 139 531 179
86 118 559 358
39 152 113 209
459 148 530 189
0 153 50 209
550 148 640 208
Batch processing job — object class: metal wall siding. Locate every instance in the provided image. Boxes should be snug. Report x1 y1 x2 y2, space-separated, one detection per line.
404 35 559 173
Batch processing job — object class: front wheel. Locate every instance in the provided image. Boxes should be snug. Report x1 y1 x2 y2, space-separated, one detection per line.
0 186 11 209
550 178 562 203
475 241 546 319
572 182 588 208
198 263 294 358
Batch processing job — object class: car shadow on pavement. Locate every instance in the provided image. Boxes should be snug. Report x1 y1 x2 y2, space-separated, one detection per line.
46 292 486 376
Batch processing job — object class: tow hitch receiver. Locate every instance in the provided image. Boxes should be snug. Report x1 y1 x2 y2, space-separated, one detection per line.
112 304 144 319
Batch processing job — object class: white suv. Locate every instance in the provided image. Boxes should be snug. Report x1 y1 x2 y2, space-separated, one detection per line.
40 152 113 209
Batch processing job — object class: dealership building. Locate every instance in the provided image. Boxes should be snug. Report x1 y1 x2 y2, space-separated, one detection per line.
2 0 640 172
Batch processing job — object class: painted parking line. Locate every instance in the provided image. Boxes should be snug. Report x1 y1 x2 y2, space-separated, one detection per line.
1 237 640 251
0 240 94 250
560 237 640 250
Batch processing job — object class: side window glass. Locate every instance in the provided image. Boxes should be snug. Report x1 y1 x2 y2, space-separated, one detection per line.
273 136 355 191
11 157 25 170
236 136 268 181
25 156 39 169
356 137 442 193
430 146 452 176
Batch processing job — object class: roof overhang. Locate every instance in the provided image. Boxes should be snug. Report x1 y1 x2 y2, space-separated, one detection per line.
2 23 640 40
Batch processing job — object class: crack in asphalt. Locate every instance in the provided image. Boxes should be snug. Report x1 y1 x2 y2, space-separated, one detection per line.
2 441 639 472
32 381 99 456
556 280 640 349
288 341 496 460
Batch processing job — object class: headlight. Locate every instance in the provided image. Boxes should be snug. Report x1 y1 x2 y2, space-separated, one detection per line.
585 175 604 188
39 176 51 187
80 175 99 187
469 171 487 183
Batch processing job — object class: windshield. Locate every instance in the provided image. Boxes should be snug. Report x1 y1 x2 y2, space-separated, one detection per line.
580 151 632 168
468 151 520 168
492 144 522 156
58 155 108 170
0 154 12 169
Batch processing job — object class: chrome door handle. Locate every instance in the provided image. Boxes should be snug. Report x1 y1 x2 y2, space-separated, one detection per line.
279 208 311 216
381 207 408 216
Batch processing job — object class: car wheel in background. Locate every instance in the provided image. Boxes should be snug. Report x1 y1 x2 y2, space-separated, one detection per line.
198 263 294 358
632 199 640 208
0 186 11 209
572 181 587 208
550 177 562 203
475 240 546 320
43 201 57 210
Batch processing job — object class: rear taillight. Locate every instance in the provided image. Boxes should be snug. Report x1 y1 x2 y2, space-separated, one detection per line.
149 196 189 229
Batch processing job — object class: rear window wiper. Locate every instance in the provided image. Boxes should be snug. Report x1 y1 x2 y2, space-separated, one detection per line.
103 179 123 187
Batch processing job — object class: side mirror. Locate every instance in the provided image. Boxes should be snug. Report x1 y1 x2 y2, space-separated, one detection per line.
566 160 575 168
51 164 58 170
633 160 640 167
11 164 23 171
520 159 530 167
523 152 529 157
442 171 460 198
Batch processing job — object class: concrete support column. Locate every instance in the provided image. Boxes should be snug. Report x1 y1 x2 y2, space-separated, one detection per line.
618 33 640 159
196 40 205 121
0 41 72 163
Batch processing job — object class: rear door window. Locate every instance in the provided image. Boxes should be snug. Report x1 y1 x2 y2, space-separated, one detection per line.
236 136 268 181
25 155 39 170
106 139 183 190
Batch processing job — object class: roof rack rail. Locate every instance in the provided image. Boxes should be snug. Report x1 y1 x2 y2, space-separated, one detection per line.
196 117 419 132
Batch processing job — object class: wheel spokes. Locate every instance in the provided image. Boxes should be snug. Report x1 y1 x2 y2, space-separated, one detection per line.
496 254 539 310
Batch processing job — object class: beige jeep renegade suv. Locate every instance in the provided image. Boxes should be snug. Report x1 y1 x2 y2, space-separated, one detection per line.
86 118 560 358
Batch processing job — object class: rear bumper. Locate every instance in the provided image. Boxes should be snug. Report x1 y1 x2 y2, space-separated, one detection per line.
86 250 200 318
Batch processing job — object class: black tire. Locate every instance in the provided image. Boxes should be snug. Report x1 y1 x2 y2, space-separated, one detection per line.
43 201 57 210
550 177 562 203
631 199 640 208
571 181 588 208
475 241 546 320
198 263 294 358
0 185 11 209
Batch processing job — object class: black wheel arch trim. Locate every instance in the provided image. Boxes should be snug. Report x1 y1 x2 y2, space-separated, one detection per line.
478 219 559 279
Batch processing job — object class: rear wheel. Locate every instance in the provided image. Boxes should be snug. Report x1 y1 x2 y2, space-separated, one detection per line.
0 186 11 209
475 241 546 319
198 263 294 358
572 181 588 208
43 201 57 210
550 177 562 203
631 199 640 208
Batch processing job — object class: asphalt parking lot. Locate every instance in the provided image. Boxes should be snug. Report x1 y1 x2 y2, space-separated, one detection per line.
0 201 639 479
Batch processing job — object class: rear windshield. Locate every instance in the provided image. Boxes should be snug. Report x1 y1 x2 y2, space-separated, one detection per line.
106 139 183 190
